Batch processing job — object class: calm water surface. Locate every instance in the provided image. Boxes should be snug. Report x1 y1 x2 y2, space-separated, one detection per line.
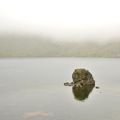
0 58 120 120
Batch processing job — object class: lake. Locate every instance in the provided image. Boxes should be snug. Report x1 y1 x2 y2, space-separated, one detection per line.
0 58 120 120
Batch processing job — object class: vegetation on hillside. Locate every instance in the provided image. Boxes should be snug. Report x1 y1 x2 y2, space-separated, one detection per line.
0 34 120 57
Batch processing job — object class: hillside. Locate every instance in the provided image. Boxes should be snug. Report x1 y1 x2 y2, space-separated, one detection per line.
0 34 120 57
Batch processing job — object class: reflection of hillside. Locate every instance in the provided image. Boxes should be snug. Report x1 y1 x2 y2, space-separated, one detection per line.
72 85 94 101
0 34 120 57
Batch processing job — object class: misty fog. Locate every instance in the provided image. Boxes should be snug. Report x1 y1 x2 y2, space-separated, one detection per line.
0 0 120 57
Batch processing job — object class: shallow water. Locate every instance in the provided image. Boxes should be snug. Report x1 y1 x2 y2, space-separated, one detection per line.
0 58 120 120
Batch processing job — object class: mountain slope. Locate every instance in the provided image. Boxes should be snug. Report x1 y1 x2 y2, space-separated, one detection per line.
0 34 120 57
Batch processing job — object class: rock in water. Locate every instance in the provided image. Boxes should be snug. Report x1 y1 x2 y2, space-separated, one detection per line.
64 68 95 101
72 68 95 86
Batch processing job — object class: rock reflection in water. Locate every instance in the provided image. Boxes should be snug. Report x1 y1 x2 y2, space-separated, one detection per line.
72 84 94 101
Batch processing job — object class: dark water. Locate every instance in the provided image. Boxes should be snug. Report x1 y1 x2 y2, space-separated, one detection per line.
0 58 120 120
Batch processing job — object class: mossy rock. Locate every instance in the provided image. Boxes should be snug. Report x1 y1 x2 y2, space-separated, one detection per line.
72 68 94 84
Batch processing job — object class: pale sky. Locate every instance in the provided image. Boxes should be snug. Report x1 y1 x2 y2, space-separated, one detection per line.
0 0 120 41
